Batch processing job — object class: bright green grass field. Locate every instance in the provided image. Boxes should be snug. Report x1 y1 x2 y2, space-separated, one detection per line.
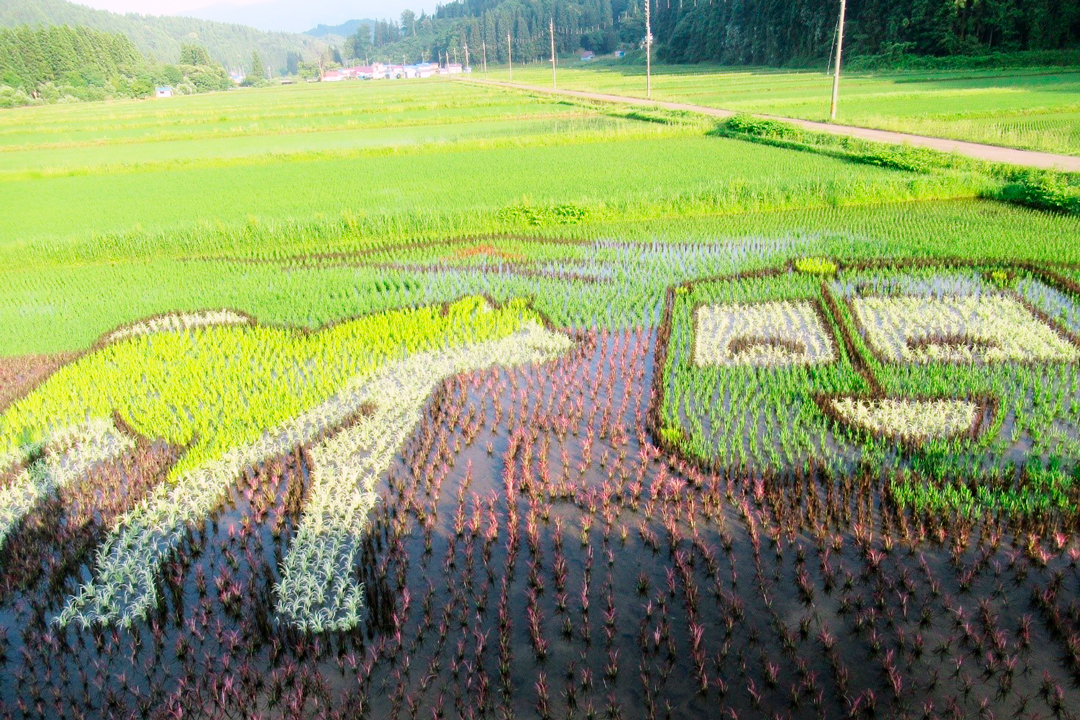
0 80 995 266
487 62 1080 155
0 81 632 178
0 131 981 249
0 81 586 149
1 78 1078 356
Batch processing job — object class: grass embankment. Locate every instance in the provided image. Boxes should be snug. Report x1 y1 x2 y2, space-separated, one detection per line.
713 114 1080 215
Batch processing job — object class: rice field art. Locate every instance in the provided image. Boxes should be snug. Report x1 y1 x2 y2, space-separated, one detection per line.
3 243 1080 719
656 258 1080 511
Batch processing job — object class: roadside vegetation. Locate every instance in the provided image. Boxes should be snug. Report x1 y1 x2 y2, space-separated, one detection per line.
489 61 1080 155
715 114 1080 214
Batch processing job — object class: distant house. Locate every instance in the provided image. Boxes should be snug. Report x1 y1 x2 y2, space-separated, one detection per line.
613 50 626 58
228 70 246 84
580 51 595 62
318 62 461 83
341 66 372 79
155 86 174 98
415 62 438 78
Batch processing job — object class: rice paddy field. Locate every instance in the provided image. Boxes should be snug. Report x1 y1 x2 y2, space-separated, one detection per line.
2 78 1080 719
486 63 1080 155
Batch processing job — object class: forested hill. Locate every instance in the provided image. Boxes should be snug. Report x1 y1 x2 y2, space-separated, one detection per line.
0 25 232 107
0 0 324 72
0 25 141 92
358 0 1080 67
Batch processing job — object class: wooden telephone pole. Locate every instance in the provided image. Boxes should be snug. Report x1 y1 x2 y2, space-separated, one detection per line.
829 0 846 120
464 41 470 71
507 31 513 81
482 39 488 75
644 0 652 99
550 18 557 89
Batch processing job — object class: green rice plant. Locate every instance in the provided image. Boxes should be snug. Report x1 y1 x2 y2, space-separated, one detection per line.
794 257 839 276
45 313 571 629
0 296 535 479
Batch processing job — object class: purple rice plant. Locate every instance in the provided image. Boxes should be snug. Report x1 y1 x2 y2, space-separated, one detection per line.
532 672 551 719
526 590 548 661
604 649 619 681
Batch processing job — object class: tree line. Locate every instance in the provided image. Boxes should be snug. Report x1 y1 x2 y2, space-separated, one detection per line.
345 0 1079 67
337 0 629 66
0 25 231 108
656 0 1080 65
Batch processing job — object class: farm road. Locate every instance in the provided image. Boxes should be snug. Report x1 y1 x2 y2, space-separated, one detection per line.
463 79 1080 172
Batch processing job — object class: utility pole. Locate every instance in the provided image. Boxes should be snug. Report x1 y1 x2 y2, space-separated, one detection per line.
550 17 557 89
507 31 513 82
464 41 470 71
829 0 846 120
482 39 488 75
644 0 652 99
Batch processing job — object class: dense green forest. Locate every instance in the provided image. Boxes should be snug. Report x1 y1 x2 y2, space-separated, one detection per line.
0 0 324 72
350 0 1080 66
0 26 230 108
656 0 1080 65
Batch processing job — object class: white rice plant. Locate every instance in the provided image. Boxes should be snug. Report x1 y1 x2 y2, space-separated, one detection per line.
830 397 979 443
852 295 1079 364
276 321 571 631
103 310 252 345
0 419 133 549
693 300 836 368
57 322 571 629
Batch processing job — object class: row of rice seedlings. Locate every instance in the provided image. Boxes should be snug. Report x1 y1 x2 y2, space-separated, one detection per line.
355 322 1080 718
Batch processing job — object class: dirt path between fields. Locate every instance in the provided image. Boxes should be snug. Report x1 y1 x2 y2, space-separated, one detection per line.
463 79 1080 172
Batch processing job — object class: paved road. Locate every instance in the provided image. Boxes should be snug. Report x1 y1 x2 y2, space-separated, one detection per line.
464 79 1080 173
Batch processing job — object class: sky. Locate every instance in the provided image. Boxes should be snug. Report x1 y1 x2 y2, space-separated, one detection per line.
74 0 252 13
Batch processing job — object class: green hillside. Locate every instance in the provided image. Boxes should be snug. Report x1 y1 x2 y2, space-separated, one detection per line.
0 0 324 72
